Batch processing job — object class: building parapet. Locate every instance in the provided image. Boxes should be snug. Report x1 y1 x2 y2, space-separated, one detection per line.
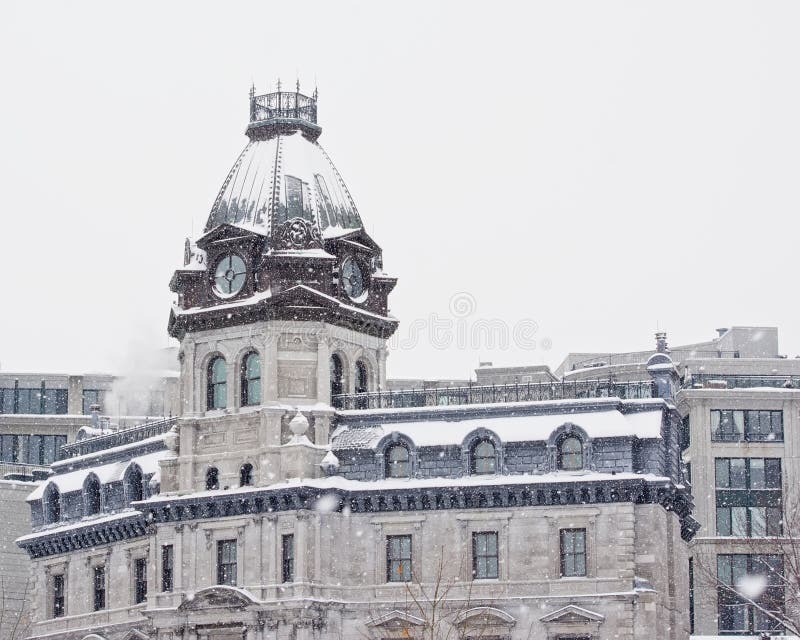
333 379 656 410
59 416 177 458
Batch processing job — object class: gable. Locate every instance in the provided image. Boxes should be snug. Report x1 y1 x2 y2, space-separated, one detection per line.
177 585 258 612
540 604 605 624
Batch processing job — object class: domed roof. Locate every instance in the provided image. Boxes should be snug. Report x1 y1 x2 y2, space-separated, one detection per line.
204 88 363 241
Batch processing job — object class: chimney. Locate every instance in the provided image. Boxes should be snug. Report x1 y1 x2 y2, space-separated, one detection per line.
90 404 101 429
655 332 668 354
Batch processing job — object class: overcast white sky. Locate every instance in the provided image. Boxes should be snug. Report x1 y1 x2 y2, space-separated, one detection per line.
1 1 799 379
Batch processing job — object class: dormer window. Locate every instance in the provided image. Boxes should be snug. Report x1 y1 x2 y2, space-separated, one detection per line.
385 444 410 479
125 464 144 503
43 483 61 524
207 357 227 410
206 467 219 490
240 463 253 487
558 436 584 471
470 440 496 475
84 474 101 515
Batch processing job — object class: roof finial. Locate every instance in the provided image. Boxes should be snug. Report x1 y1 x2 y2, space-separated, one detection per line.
276 77 281 92
249 83 255 99
296 77 300 93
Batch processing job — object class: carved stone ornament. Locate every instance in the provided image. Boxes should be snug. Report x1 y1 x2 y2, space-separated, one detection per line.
276 217 323 250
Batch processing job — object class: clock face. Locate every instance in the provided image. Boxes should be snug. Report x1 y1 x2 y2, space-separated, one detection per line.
213 254 247 297
341 256 366 300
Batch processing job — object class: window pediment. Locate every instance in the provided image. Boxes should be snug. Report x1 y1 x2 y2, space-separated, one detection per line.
454 606 516 631
540 604 604 624
367 610 426 633
176 585 258 612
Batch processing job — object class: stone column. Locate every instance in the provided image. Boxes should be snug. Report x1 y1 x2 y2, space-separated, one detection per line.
294 511 311 595
317 332 331 405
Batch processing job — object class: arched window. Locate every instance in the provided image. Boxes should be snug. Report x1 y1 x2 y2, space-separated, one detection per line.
240 351 261 407
43 483 61 523
125 464 144 503
355 360 369 394
558 436 584 471
240 463 253 487
206 467 219 490
471 440 496 475
330 354 343 398
385 444 410 478
84 474 101 515
207 356 227 410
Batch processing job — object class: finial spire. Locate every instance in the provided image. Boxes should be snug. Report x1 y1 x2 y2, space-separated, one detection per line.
276 77 281 92
296 77 300 93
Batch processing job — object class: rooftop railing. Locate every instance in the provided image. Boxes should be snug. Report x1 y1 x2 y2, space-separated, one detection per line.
0 461 51 481
333 379 656 411
683 374 800 390
60 416 177 459
250 90 317 124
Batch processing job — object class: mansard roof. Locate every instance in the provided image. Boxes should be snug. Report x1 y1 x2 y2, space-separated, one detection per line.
332 398 666 450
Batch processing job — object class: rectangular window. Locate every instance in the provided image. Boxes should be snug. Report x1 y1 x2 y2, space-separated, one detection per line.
17 388 43 414
161 545 174 592
284 175 305 220
715 458 782 537
560 529 586 577
472 532 499 580
93 565 106 611
134 557 147 604
282 534 294 583
217 540 237 586
52 574 65 618
711 409 783 442
386 535 412 582
717 554 784 633
82 389 104 414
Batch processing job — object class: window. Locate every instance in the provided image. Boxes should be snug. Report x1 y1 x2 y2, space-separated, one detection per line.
125 464 144 503
161 545 174 592
355 360 369 394
52 574 65 618
134 557 147 604
207 356 227 410
387 535 412 582
314 174 337 228
217 540 237 586
717 554 784 634
241 352 261 406
330 354 344 398
44 484 61 523
715 458 782 537
470 439 496 475
206 467 219 490
472 532 499 580
240 463 253 487
680 415 691 450
84 474 101 515
282 534 294 583
558 436 583 471
711 409 783 442
93 565 106 611
82 389 104 414
285 175 306 220
385 444 410 479
560 529 586 577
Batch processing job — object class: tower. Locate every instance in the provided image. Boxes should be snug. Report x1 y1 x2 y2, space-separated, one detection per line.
163 85 397 493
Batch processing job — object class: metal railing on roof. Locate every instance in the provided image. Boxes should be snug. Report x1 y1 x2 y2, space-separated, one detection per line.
1 461 51 481
332 379 656 411
684 374 800 390
60 416 177 458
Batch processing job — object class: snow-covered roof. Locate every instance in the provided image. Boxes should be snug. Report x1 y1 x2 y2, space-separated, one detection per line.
28 449 169 501
16 509 141 543
205 130 363 240
332 406 664 450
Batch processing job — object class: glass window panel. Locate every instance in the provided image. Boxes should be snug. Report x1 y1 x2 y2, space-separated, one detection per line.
716 459 730 488
763 458 782 488
0 389 13 413
717 555 732 584
53 436 66 461
772 411 783 439
28 435 43 465
750 507 766 537
731 508 748 536
717 508 731 536
750 459 765 489
730 459 747 489
285 175 305 219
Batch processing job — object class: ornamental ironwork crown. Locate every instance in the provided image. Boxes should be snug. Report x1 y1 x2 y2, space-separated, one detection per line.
247 82 320 141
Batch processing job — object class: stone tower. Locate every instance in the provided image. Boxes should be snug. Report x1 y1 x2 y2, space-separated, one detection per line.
162 85 397 494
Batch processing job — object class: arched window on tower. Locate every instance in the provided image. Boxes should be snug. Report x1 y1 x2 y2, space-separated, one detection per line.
470 440 496 475
385 444 410 478
43 483 61 524
241 351 261 407
240 463 254 487
330 354 344 399
125 464 144 503
207 356 227 410
84 474 101 515
206 467 219 490
558 436 584 471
